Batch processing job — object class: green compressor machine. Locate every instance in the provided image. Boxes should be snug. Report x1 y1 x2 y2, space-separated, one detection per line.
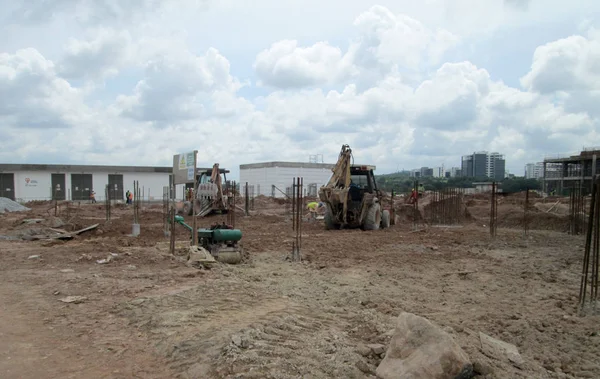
174 215 244 264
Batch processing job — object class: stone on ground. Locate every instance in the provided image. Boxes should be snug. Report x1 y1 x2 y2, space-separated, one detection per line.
376 312 473 379
479 332 524 368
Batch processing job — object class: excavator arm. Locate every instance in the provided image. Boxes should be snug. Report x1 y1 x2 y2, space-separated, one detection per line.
325 144 353 189
210 163 226 210
319 144 354 224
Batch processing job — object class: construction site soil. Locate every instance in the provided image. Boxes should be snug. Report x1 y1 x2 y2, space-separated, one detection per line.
0 194 598 379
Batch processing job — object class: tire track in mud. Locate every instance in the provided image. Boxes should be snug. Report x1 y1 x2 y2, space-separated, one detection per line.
115 279 358 378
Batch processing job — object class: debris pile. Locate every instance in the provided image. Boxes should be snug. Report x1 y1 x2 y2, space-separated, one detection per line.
0 197 30 214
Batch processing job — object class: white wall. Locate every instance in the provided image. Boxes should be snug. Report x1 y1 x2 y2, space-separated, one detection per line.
122 172 171 201
240 166 333 198
8 170 176 202
14 171 53 201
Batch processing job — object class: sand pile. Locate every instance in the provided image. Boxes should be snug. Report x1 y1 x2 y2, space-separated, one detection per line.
0 198 30 214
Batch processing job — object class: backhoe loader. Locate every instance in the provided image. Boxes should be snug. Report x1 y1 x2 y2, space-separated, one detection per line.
183 163 230 217
318 144 390 230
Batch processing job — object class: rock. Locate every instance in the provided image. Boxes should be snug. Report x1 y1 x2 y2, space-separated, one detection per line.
59 269 74 273
231 334 249 348
50 217 65 228
59 296 87 304
231 334 242 347
368 343 386 355
27 255 40 259
356 344 371 357
376 312 473 379
479 332 524 369
22 218 44 224
356 360 375 375
473 360 494 375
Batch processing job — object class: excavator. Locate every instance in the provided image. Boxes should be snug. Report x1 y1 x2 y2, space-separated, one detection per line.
183 163 230 217
318 144 390 230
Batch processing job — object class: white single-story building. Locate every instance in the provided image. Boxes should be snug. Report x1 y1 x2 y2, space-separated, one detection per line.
0 163 212 202
239 161 336 198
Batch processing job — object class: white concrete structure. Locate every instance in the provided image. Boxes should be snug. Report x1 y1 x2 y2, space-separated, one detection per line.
0 164 194 202
432 166 445 178
524 162 543 179
448 167 461 177
239 162 336 198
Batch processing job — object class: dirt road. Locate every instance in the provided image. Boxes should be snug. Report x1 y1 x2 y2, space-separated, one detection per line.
0 199 598 378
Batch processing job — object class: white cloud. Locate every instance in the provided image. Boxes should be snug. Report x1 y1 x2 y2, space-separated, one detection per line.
0 48 88 129
521 33 600 93
254 5 459 89
8 0 209 26
58 28 133 80
351 5 459 70
254 40 355 88
116 47 242 124
1 3 600 177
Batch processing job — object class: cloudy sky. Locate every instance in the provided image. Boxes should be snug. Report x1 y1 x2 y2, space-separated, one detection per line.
1 0 599 179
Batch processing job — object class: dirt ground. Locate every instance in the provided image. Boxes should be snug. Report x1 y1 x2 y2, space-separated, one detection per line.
0 194 599 379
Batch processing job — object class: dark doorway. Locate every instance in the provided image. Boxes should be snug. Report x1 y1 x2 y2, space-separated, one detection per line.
0 173 15 200
71 174 93 201
51 174 66 200
108 174 124 200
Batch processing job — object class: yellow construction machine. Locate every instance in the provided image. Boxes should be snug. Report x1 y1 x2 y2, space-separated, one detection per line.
183 163 230 217
319 144 390 230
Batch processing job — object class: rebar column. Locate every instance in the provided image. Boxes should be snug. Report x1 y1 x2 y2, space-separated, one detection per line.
490 182 498 237
291 177 303 262
579 178 600 312
245 182 249 216
524 188 529 236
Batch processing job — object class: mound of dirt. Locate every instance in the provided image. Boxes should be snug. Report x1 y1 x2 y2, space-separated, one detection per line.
496 205 569 232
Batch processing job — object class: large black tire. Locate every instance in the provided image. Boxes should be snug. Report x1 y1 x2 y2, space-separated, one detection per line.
381 210 390 229
363 203 381 230
324 208 340 230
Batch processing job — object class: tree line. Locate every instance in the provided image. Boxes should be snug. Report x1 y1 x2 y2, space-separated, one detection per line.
376 173 541 194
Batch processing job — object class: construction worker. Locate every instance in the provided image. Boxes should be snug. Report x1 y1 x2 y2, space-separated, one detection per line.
306 201 324 219
409 188 418 204
90 190 96 203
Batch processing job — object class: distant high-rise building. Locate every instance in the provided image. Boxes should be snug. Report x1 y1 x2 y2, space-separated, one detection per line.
461 151 505 180
420 167 433 177
432 166 445 178
524 162 543 179
445 167 461 177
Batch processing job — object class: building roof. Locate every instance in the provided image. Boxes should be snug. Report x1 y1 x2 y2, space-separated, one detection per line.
544 149 600 163
0 163 223 174
240 161 335 170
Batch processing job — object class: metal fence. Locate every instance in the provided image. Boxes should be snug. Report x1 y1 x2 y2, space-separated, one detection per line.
425 188 465 225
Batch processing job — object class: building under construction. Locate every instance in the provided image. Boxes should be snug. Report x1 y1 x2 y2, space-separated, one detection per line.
543 147 600 195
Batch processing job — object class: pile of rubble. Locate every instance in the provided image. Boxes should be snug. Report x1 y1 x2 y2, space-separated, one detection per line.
0 197 30 214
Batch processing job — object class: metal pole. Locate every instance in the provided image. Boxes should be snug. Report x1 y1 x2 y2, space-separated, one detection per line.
524 188 529 236
245 182 249 216
292 177 296 230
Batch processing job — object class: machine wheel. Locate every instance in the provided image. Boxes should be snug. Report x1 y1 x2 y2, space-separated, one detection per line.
216 251 243 264
324 208 340 230
363 203 381 230
183 201 193 216
381 210 390 229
